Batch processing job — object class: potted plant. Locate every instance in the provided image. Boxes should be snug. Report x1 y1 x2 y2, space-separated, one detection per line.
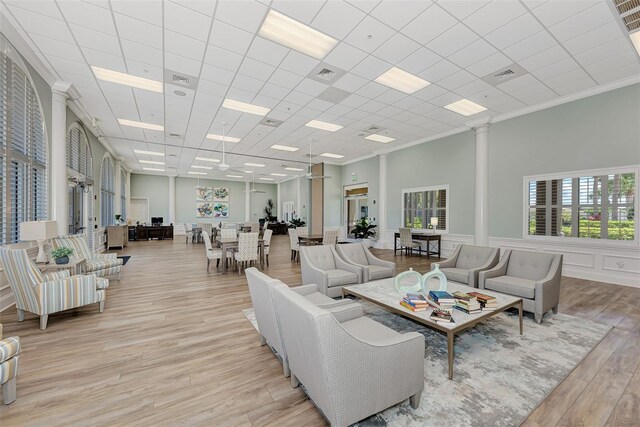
51 247 74 265
263 199 277 222
350 218 377 247
115 214 122 225
289 218 306 228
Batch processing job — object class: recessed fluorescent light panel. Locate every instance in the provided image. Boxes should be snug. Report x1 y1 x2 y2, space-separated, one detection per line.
305 120 343 132
118 119 164 131
259 10 338 60
270 173 287 177
91 66 163 93
134 149 164 156
631 31 640 56
206 133 241 143
143 167 164 172
222 99 270 116
444 99 488 116
259 177 275 181
226 175 243 178
271 144 299 152
194 157 220 163
191 165 213 170
285 167 305 171
188 171 207 175
374 67 430 94
139 160 164 165
365 134 395 143
320 152 344 159
244 162 266 167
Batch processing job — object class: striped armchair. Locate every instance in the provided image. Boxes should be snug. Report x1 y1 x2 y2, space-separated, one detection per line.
0 248 108 330
0 324 20 404
52 235 123 279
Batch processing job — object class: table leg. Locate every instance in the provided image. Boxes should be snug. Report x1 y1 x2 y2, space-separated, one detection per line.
222 243 227 274
394 235 397 255
447 332 455 380
519 300 523 335
259 242 264 270
437 238 441 258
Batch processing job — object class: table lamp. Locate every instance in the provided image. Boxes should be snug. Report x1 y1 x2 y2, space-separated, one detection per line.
19 220 58 263
430 217 438 234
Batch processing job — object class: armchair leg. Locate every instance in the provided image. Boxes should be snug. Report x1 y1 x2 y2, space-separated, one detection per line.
266 254 269 267
552 306 559 314
291 373 299 388
40 315 49 330
534 313 543 324
207 259 210 272
117 271 121 281
409 391 421 409
2 378 16 404
16 308 24 322
99 300 105 312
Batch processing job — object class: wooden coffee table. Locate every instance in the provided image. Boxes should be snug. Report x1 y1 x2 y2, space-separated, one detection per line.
342 278 523 380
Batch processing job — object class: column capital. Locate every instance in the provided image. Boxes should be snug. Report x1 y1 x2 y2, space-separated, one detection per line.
466 115 492 131
51 81 80 100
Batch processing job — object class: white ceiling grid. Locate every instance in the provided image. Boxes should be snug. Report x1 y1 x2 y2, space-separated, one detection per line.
1 0 638 181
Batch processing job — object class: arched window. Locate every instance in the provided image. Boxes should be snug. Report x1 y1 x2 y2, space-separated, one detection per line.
100 156 114 227
0 35 48 244
120 169 126 221
66 124 93 179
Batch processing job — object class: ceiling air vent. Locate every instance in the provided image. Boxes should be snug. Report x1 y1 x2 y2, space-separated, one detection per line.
481 63 528 86
260 118 283 128
169 133 181 138
358 125 385 136
163 69 199 90
308 63 346 85
614 0 640 31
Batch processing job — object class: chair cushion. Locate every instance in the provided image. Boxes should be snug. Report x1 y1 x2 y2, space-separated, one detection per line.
341 316 400 342
484 275 536 299
326 269 358 287
441 267 469 284
340 244 368 265
456 246 495 270
368 265 393 281
85 258 123 272
306 246 337 270
506 251 554 281
304 292 340 306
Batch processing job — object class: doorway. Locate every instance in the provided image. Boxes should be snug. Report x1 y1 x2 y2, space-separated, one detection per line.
68 184 85 235
344 185 368 237
130 197 150 224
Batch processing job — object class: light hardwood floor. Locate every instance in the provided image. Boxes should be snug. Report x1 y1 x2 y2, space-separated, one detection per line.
1 237 639 426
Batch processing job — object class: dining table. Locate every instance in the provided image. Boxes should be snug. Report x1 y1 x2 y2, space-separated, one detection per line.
297 233 324 245
215 236 265 274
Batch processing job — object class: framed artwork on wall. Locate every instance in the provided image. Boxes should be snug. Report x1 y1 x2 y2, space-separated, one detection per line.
196 202 213 218
196 187 213 201
213 187 229 201
213 202 229 218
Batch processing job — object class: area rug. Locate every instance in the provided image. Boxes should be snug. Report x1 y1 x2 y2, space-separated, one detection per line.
242 303 611 427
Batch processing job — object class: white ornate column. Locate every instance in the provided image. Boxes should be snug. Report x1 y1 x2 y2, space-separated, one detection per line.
377 153 388 248
474 124 490 246
276 182 281 221
125 171 131 220
168 175 176 225
296 176 302 219
245 181 251 222
50 82 78 236
114 160 122 216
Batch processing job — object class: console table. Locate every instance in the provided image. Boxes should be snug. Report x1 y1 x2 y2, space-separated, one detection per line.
131 225 174 240
393 232 441 258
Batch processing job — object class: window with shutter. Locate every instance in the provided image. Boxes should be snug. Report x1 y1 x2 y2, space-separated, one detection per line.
101 156 115 227
66 124 93 179
402 185 449 232
120 169 126 221
526 169 636 241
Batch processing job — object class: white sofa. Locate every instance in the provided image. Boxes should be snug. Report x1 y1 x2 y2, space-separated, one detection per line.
335 242 395 282
300 245 362 297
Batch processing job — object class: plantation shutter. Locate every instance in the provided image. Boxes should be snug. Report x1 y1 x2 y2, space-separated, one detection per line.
0 51 7 243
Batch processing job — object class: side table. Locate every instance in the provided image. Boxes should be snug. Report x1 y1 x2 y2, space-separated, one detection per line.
37 258 86 276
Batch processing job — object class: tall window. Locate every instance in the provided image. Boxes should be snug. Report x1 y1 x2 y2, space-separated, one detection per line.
0 38 48 244
402 186 448 231
527 169 636 241
120 169 126 221
66 124 93 178
67 124 93 234
100 156 114 227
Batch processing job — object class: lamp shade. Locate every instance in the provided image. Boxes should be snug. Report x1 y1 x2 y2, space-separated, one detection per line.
430 217 439 227
19 220 57 241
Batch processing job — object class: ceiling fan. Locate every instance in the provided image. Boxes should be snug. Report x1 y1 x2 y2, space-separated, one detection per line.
304 140 331 180
248 171 266 194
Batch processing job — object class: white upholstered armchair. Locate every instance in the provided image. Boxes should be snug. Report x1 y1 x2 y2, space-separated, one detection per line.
433 244 500 288
335 242 395 282
300 245 362 297
274 285 425 427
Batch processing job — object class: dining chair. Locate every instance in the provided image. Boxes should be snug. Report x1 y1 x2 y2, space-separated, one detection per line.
220 228 236 239
322 228 340 245
262 229 273 267
202 230 231 272
399 227 421 256
288 228 300 262
296 227 308 236
200 223 213 242
234 232 259 276
184 223 194 243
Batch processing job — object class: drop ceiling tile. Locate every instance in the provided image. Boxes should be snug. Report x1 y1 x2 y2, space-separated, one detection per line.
592 62 640 84
121 39 163 68
126 60 164 81
345 0 381 13
198 79 230 97
401 4 457 44
4 1 64 20
280 51 321 77
203 45 244 73
201 63 236 86
509 81 555 104
238 57 276 81
28 33 85 62
553 76 596 96
436 0 490 20
9 7 75 44
584 51 637 76
165 3 211 41
438 69 477 91
451 78 493 97
270 0 325 24
171 0 217 17
463 0 526 36
370 1 431 30
269 68 306 89
165 30 207 60
69 24 122 56
411 83 448 102
215 0 267 33
259 82 292 100
495 74 539 93
324 42 368 71
562 21 624 56
427 24 478 57
344 16 395 53
518 45 570 72
548 2 613 42
246 37 290 67
530 57 579 81
573 38 631 66
165 52 202 76
231 74 266 93
355 81 389 99
312 0 366 40
375 89 407 105
332 72 369 92
372 32 420 64
502 31 557 63
81 47 127 72
544 68 592 90
209 20 254 55
484 12 544 50
419 59 460 83
448 39 497 68
341 93 370 108
531 0 601 27
295 78 329 96
114 13 163 49
350 55 392 80
58 0 117 35
397 47 442 75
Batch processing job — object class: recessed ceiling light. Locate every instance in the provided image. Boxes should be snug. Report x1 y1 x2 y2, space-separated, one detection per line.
258 9 338 60
271 144 299 152
244 162 266 167
206 133 242 143
195 157 220 163
305 120 343 132
188 171 207 175
226 174 243 178
134 149 164 156
285 167 305 172
320 152 344 159
139 160 165 165
631 31 640 56
118 119 164 131
374 67 431 94
243 170 254 174
191 165 213 170
270 173 287 177
142 167 164 172
365 134 396 143
91 66 163 93
444 99 488 116
222 99 270 116
259 177 275 181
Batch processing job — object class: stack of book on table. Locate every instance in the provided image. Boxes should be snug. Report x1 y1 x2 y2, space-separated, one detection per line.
452 291 482 314
427 290 455 308
399 292 429 312
429 307 454 324
468 292 498 311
